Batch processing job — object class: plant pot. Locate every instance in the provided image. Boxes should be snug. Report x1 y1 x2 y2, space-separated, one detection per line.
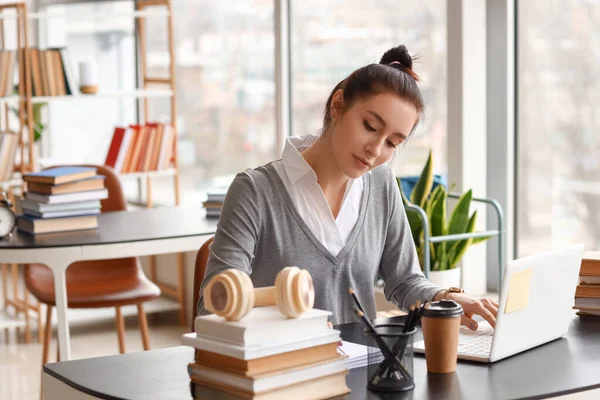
428 268 461 288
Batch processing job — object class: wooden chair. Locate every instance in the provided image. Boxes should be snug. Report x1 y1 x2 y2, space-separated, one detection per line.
23 165 161 365
191 236 213 332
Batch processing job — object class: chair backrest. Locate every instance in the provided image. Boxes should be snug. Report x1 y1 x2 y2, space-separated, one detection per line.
191 236 214 332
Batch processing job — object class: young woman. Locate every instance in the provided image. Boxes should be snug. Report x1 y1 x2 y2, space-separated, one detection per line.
198 45 498 330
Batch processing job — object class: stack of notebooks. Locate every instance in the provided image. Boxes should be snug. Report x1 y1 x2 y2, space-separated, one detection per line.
182 306 351 399
203 180 232 220
17 166 108 235
574 251 600 317
203 190 226 220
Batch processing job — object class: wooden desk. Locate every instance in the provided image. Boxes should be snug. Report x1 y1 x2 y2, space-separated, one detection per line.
0 206 217 361
42 314 600 399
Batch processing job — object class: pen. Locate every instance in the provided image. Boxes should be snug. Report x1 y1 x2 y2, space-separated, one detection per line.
349 287 366 313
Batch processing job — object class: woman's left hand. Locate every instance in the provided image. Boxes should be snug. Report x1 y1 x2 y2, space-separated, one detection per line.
445 293 499 331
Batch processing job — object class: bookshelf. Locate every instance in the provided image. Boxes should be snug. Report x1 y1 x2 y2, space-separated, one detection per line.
29 88 173 103
0 0 189 340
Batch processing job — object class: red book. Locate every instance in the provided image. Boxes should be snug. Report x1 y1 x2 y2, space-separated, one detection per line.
105 127 126 168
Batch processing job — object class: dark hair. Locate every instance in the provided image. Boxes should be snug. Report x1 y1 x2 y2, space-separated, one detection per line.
322 45 424 134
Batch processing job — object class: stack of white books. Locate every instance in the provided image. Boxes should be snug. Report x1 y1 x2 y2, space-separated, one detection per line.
182 306 351 400
17 166 108 235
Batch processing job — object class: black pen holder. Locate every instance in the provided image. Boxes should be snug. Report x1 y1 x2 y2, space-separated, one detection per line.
364 323 416 393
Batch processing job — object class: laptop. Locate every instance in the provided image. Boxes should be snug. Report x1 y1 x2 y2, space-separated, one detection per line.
413 243 584 363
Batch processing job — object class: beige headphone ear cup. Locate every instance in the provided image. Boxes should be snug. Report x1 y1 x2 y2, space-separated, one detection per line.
293 269 315 312
206 269 255 321
224 269 255 321
275 267 299 318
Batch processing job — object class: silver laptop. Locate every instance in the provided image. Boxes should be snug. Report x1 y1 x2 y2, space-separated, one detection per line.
413 243 584 363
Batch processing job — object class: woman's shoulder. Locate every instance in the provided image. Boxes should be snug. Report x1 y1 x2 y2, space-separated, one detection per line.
230 162 280 194
368 163 397 189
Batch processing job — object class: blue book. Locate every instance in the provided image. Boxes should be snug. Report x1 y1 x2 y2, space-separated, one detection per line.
23 166 97 185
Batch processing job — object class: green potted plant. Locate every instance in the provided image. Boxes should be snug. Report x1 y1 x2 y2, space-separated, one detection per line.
10 102 47 142
398 150 492 287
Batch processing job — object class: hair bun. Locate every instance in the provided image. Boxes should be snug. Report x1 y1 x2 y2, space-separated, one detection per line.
379 45 413 70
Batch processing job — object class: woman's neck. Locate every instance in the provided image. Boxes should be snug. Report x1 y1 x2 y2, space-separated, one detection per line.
301 134 349 203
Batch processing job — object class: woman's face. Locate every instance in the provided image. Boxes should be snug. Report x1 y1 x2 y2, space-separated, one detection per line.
330 91 418 179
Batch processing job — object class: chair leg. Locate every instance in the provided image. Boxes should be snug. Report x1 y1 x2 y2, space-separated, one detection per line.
37 301 44 343
137 303 150 350
24 286 31 344
1 264 7 311
115 307 126 354
42 306 52 366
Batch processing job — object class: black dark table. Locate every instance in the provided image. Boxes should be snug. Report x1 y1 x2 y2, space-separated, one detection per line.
0 205 218 248
43 314 600 400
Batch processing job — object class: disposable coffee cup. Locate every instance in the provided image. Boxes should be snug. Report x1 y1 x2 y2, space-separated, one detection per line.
421 300 463 373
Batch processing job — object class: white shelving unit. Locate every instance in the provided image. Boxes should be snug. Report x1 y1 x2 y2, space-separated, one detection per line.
0 0 187 339
30 89 173 104
0 95 20 105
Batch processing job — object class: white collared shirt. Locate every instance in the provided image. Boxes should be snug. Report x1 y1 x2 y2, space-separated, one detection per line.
272 134 364 256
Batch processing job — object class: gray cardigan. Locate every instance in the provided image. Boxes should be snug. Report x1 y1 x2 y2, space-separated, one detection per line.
197 162 442 324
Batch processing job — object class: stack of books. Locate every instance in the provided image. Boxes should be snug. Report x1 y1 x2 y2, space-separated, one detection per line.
203 190 226 220
182 306 350 399
17 166 108 235
574 251 600 317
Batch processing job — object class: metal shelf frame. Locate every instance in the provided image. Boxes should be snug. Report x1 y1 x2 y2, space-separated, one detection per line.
404 193 506 289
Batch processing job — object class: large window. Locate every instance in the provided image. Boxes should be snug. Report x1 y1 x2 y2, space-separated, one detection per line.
517 0 600 256
144 0 275 203
291 0 447 178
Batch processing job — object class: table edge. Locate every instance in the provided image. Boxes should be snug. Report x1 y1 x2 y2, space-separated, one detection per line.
43 367 127 400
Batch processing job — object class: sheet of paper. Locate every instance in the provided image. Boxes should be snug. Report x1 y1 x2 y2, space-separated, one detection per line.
339 341 384 369
504 268 532 313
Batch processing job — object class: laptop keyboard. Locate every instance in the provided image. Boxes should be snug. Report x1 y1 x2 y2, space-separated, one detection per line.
457 334 493 357
413 320 494 359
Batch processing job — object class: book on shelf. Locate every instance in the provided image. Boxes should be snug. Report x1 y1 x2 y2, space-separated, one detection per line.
0 131 19 181
0 50 17 97
190 370 349 400
194 306 331 347
26 47 77 97
17 214 98 235
104 122 175 174
23 166 97 185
